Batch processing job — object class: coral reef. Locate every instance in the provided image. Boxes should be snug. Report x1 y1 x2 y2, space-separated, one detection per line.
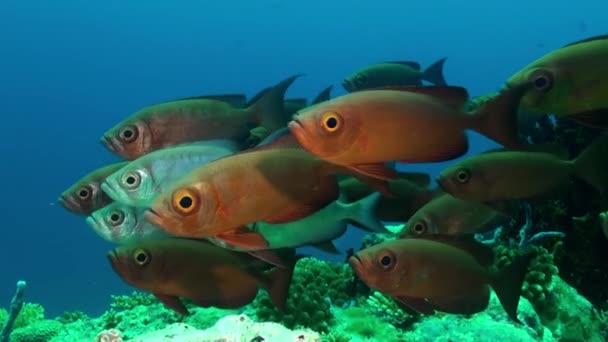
251 257 354 333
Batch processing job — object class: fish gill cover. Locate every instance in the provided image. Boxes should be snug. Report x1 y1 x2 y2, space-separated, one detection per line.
0 0 607 341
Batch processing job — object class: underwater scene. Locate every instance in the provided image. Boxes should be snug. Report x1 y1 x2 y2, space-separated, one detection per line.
2 1 608 341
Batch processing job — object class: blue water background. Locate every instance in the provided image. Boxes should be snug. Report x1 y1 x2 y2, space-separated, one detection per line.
0 0 605 317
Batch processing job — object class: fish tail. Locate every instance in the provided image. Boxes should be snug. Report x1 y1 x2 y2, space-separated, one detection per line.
574 133 608 190
249 74 304 131
421 57 448 86
491 252 532 323
346 192 389 233
469 85 529 149
265 257 299 312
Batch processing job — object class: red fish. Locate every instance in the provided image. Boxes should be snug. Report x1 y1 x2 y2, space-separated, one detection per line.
288 85 530 181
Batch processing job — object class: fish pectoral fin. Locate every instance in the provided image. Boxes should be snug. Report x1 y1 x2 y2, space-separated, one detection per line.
264 204 321 224
247 250 292 269
154 294 190 315
309 240 341 254
347 163 398 184
392 296 435 315
263 264 297 312
215 227 270 250
567 108 608 129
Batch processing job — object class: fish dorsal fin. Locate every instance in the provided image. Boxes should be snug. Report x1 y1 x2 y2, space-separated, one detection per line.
246 87 272 107
285 98 308 108
417 234 494 266
563 34 608 48
171 94 247 107
370 86 469 111
384 61 421 70
310 240 341 254
312 86 333 104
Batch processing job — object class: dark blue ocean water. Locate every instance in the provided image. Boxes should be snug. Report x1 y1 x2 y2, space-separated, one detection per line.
0 0 605 317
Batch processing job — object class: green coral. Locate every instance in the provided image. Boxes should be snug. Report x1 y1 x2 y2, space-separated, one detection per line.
13 303 44 329
336 307 404 341
10 319 63 342
252 257 354 333
56 311 88 324
495 242 561 314
110 291 156 311
364 291 418 329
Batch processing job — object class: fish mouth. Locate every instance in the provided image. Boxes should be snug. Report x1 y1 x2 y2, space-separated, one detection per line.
58 195 82 214
144 208 176 232
100 135 124 154
287 117 312 151
86 216 112 242
107 249 124 276
348 254 365 278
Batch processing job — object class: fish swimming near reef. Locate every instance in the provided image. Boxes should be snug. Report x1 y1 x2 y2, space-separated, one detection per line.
87 201 169 244
101 74 301 160
108 238 296 315
349 235 531 322
399 192 509 238
59 161 129 216
208 192 388 253
343 58 448 92
505 34 608 128
144 139 361 245
338 175 435 222
102 141 238 207
288 84 530 181
438 134 608 203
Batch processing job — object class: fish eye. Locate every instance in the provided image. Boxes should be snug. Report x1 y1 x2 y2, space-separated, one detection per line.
377 250 396 270
133 248 150 266
529 69 553 91
321 111 343 133
455 169 471 184
412 221 427 234
108 210 125 226
171 188 200 216
119 125 138 143
121 171 141 189
76 186 92 200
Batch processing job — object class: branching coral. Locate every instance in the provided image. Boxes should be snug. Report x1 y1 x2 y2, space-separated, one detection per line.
252 258 354 333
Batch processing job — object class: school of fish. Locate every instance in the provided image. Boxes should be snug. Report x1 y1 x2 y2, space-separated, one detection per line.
59 34 608 321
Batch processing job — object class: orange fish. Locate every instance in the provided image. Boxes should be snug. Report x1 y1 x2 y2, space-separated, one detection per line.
288 85 530 180
349 236 530 322
108 238 295 314
102 75 300 160
144 140 350 247
59 161 128 215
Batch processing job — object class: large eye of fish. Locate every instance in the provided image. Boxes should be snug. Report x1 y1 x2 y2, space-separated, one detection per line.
321 111 343 133
119 125 139 143
171 188 200 216
412 221 427 235
454 168 471 184
108 210 125 226
76 186 92 200
529 69 553 92
377 250 396 270
132 248 150 266
121 171 141 189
